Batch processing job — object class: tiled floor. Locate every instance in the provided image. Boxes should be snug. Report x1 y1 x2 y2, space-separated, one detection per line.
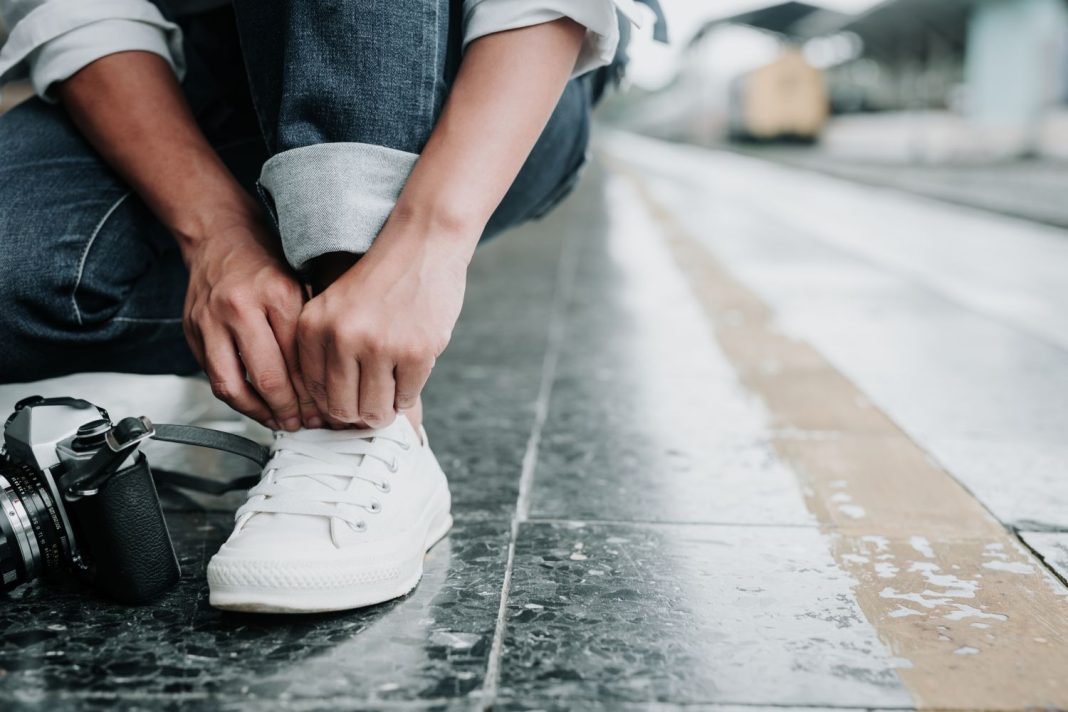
1 134 1067 710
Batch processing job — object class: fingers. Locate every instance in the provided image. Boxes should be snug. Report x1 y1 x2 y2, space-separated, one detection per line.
232 313 303 431
182 315 206 369
324 345 360 425
358 357 397 428
295 378 324 429
394 355 433 412
297 321 330 422
297 303 438 431
267 302 323 429
202 324 275 427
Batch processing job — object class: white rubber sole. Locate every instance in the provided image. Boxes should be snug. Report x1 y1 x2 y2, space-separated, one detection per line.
207 498 453 614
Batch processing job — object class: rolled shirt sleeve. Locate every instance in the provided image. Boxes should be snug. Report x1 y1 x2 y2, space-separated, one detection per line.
464 0 643 78
0 0 185 101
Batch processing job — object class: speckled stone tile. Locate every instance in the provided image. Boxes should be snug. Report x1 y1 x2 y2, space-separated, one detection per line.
0 513 510 709
422 365 540 521
443 205 567 373
497 521 910 707
528 367 812 525
527 177 811 526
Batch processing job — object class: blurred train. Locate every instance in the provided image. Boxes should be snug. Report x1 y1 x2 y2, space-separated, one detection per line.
728 48 830 143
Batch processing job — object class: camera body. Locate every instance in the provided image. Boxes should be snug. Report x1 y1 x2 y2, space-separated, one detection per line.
0 397 179 603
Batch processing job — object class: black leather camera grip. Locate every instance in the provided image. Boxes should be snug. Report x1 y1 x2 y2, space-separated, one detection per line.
66 453 181 604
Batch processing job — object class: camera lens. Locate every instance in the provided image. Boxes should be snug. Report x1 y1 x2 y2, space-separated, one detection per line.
0 460 71 591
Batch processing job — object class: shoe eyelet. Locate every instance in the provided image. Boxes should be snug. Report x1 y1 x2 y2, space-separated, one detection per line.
368 500 382 513
376 481 392 493
349 520 367 532
388 458 399 473
399 440 411 451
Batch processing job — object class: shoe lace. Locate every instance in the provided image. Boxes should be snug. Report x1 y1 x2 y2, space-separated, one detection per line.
235 428 408 535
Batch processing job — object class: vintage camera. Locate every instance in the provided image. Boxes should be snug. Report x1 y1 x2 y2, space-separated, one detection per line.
0 396 266 603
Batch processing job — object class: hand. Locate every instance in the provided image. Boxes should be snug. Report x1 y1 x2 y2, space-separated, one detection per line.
296 219 469 428
181 210 319 430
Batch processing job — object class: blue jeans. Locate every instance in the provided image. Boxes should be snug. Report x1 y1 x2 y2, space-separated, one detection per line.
0 3 592 383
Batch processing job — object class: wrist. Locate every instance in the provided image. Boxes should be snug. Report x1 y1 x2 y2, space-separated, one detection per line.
388 196 485 259
170 191 265 261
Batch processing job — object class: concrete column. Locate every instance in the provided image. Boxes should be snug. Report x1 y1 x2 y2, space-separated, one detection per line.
964 0 1068 142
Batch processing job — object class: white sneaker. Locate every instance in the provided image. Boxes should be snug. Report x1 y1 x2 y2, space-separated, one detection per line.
206 416 452 613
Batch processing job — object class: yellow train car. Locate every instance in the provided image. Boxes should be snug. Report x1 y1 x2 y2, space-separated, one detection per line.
729 48 830 142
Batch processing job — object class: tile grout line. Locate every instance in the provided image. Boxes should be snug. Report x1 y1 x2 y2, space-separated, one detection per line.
1017 533 1068 590
480 222 581 710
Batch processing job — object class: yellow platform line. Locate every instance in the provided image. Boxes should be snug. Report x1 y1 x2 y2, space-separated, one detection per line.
618 166 1068 710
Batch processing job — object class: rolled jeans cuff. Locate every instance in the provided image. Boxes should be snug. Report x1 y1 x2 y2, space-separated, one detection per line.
258 143 419 271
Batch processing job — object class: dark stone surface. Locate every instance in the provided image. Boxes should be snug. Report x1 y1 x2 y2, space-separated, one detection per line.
422 364 540 523
0 164 906 710
525 185 811 526
496 522 908 707
0 513 509 710
0 178 578 711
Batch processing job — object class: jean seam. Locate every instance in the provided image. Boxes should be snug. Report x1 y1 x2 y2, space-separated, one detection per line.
72 191 131 326
112 316 184 324
423 0 440 139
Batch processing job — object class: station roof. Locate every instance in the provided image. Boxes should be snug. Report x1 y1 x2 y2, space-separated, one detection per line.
690 1 848 42
805 0 976 57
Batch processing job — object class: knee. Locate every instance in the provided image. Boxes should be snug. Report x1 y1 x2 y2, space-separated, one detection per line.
0 183 124 353
0 192 148 383
0 101 191 382
0 102 151 332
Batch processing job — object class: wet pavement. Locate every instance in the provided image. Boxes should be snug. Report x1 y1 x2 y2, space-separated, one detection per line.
1 130 1067 710
738 145 1068 231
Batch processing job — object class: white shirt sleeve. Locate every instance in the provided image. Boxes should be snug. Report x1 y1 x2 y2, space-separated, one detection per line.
0 0 184 101
462 0 644 79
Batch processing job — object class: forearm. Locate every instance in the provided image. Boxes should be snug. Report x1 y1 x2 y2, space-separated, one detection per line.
56 51 257 258
389 17 586 260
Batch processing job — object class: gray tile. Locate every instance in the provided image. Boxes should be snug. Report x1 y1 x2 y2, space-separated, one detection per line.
497 522 910 707
443 210 566 373
529 373 811 525
0 514 510 709
527 176 811 526
604 132 1068 353
922 438 1068 532
423 365 540 521
606 134 1068 531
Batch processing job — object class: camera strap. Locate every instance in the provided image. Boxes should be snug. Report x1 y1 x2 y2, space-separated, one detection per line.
148 424 271 495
